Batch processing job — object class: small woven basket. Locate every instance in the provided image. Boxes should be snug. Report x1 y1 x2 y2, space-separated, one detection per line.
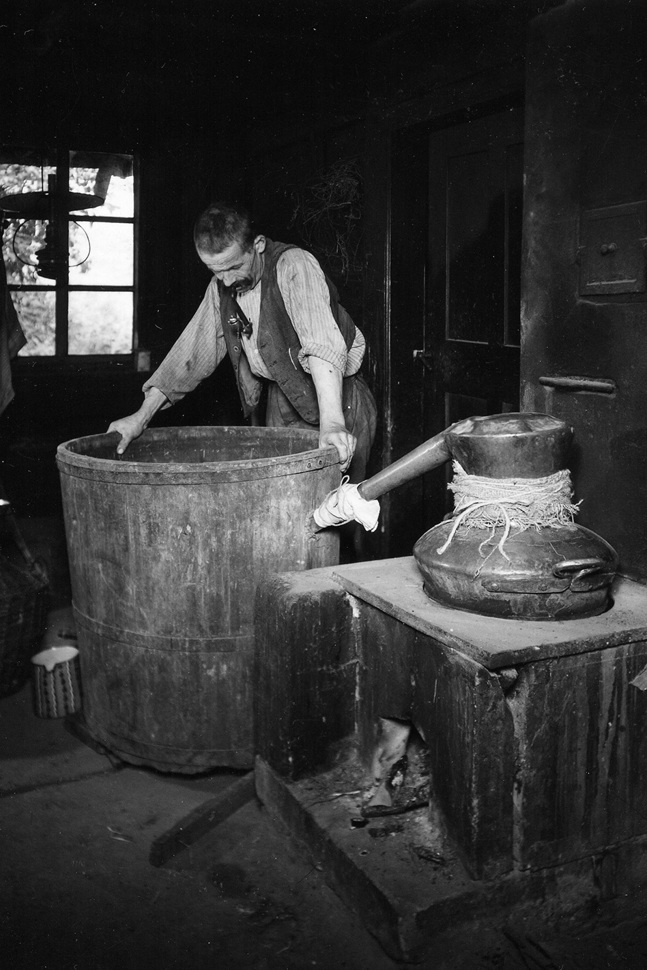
0 499 51 698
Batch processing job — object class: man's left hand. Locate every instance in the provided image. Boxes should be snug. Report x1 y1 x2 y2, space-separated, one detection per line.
319 424 357 473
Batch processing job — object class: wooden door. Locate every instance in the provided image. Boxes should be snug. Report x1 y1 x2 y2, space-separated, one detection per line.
421 108 523 515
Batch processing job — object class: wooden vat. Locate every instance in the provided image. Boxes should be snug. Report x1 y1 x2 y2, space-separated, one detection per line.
56 426 339 772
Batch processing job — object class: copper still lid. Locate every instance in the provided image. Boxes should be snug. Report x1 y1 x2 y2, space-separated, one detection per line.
445 412 573 479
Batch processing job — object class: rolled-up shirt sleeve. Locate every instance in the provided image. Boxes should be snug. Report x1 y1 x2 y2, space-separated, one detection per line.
277 250 365 376
142 279 227 406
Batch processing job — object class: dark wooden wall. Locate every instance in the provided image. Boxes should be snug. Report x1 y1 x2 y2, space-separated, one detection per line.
521 0 647 582
356 8 530 557
242 2 535 558
1 3 535 531
9 0 643 577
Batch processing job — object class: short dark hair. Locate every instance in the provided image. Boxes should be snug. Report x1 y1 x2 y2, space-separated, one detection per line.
193 202 256 253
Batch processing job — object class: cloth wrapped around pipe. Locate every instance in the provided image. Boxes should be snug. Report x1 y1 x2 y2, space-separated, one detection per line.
311 477 381 532
310 419 455 532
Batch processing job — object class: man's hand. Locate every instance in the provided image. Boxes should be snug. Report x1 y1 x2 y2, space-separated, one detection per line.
319 423 357 473
107 387 168 455
107 413 148 455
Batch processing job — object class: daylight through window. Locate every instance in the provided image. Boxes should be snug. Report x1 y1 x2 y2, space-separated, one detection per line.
0 150 135 357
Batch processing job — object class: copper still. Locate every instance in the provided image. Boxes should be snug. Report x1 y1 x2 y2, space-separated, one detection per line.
314 411 618 621
411 413 617 620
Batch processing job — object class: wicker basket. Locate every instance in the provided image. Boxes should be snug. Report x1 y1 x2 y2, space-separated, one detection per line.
0 501 51 698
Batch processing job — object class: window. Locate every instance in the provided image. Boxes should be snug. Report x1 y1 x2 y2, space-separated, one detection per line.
1 150 136 357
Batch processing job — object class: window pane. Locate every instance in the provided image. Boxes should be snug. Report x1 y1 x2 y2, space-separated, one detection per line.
0 162 55 213
2 219 55 286
69 221 133 285
69 152 134 218
13 290 56 356
68 292 133 354
97 172 134 218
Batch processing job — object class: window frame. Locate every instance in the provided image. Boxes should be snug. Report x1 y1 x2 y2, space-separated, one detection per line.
3 148 141 369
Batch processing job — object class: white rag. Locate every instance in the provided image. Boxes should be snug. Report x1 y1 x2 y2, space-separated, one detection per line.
312 479 381 532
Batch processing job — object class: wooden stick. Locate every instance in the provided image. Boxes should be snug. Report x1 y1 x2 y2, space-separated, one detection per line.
149 771 256 867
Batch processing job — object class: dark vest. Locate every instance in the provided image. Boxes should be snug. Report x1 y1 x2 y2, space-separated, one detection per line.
219 240 356 423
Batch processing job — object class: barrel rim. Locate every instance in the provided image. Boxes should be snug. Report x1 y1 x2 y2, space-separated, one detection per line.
56 425 339 479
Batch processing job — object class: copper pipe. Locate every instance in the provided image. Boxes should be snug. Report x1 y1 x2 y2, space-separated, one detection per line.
356 420 474 501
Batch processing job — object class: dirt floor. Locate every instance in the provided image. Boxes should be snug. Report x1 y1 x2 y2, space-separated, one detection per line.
1 681 399 970
4 676 647 970
3 517 647 969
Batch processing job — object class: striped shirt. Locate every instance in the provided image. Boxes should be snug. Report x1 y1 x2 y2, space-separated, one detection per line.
143 247 366 406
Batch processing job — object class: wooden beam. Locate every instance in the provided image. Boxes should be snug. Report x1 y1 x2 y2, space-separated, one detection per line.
149 771 256 867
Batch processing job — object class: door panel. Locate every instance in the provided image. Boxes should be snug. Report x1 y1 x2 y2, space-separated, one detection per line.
423 109 523 515
446 145 503 344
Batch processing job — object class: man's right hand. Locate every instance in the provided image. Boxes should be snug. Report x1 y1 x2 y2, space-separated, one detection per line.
107 413 148 454
107 388 169 455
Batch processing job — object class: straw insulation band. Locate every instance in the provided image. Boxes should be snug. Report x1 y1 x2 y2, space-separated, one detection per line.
437 462 581 561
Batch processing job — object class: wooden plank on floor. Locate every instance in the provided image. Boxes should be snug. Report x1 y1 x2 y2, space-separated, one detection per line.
149 771 256 867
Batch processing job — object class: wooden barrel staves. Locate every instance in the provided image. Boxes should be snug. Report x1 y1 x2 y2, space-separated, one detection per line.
56 426 340 772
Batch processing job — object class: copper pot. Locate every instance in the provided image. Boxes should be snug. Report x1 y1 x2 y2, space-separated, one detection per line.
414 522 617 620
412 413 618 620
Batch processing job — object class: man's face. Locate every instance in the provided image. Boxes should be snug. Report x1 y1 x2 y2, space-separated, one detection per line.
197 235 266 294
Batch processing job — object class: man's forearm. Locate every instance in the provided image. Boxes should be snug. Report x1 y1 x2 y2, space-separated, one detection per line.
308 356 355 471
138 386 169 424
308 357 345 428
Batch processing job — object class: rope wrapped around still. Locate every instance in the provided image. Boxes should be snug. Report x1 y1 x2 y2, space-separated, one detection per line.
437 461 581 562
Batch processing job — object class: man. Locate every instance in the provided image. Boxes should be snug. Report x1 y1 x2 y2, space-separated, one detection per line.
108 202 376 481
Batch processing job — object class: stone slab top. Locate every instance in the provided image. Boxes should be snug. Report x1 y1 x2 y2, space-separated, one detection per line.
332 557 647 669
